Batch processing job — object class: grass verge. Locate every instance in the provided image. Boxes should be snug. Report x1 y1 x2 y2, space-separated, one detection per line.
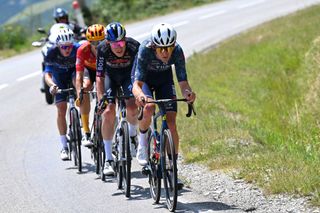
179 5 320 205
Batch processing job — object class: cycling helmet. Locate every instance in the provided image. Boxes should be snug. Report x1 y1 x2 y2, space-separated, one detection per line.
151 23 177 47
105 22 126 42
56 28 74 45
53 8 69 23
86 24 105 41
48 23 69 43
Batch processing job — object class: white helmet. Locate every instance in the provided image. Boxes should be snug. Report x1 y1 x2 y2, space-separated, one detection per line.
55 28 74 45
151 23 177 47
48 23 69 43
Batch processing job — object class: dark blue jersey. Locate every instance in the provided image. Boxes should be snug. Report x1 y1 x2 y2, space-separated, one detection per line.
133 39 187 87
44 43 80 88
96 37 140 83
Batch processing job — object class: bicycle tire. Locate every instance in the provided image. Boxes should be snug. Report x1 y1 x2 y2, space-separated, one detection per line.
162 129 177 212
115 127 123 189
71 109 82 172
92 114 100 174
148 131 161 203
120 121 131 197
97 117 105 181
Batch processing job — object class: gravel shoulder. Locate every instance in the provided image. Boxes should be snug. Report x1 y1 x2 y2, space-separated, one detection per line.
178 157 320 213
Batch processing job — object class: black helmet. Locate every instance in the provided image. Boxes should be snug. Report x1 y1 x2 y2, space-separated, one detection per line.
53 8 69 23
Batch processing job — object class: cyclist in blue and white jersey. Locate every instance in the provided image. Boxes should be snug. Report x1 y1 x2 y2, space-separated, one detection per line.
44 28 81 160
96 22 140 176
132 23 196 168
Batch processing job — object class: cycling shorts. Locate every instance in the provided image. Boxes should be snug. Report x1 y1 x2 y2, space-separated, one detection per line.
142 83 177 113
53 71 75 104
104 75 133 104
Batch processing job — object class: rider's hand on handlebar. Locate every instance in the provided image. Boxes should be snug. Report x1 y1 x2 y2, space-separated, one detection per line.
135 93 147 107
183 89 196 104
49 85 58 95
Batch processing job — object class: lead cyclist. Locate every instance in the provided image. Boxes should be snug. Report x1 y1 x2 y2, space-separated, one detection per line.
132 23 196 189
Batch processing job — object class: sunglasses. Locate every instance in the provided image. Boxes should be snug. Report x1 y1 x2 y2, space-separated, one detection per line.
59 44 73 50
90 40 103 46
110 40 126 49
155 45 175 54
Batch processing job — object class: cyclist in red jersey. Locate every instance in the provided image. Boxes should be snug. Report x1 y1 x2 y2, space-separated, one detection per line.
75 24 105 147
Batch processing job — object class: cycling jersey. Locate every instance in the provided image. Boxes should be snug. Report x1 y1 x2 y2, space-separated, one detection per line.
133 39 187 87
132 39 188 112
76 41 97 72
96 37 140 80
44 42 80 103
96 37 140 103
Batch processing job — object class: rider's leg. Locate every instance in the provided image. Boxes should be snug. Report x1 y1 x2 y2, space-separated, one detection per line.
101 103 116 175
80 79 93 146
101 103 116 161
56 101 68 149
166 111 178 154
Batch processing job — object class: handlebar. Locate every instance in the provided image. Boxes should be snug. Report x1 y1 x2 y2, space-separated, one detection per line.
137 98 196 120
56 88 74 94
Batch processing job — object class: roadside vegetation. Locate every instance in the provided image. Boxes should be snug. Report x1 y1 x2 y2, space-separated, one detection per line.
178 5 320 205
0 0 220 59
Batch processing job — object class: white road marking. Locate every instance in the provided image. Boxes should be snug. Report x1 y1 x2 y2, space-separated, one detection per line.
16 71 41 82
0 84 9 91
238 0 265 9
173 21 189 28
199 10 226 20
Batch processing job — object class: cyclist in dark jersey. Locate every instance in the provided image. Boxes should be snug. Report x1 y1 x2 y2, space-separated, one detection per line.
44 28 80 161
96 22 140 176
132 23 196 169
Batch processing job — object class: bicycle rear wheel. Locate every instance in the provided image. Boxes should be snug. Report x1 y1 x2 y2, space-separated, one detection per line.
120 121 131 197
71 109 82 172
162 129 177 212
148 131 161 203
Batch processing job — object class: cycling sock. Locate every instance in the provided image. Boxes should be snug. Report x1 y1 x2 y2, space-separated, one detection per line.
60 135 68 150
139 130 148 147
103 139 113 161
81 114 90 133
128 123 137 137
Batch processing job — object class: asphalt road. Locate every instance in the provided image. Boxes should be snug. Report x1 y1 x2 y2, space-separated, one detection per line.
0 0 319 212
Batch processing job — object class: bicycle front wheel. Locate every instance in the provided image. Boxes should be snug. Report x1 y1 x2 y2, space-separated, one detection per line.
71 109 82 173
96 117 105 181
162 129 177 212
120 121 131 198
148 131 161 203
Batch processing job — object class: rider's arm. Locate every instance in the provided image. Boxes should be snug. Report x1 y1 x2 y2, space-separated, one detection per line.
96 45 106 101
174 45 196 103
132 47 149 106
75 47 84 97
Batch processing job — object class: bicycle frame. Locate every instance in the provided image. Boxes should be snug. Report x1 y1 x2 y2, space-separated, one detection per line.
138 98 195 212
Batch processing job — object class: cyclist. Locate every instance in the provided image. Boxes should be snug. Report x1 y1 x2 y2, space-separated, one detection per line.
75 24 105 147
44 28 80 160
96 22 140 176
132 23 196 168
53 7 84 40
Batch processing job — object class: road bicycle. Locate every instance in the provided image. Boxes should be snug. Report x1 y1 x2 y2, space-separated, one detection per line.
57 88 82 172
79 88 106 181
112 87 134 197
138 98 196 212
